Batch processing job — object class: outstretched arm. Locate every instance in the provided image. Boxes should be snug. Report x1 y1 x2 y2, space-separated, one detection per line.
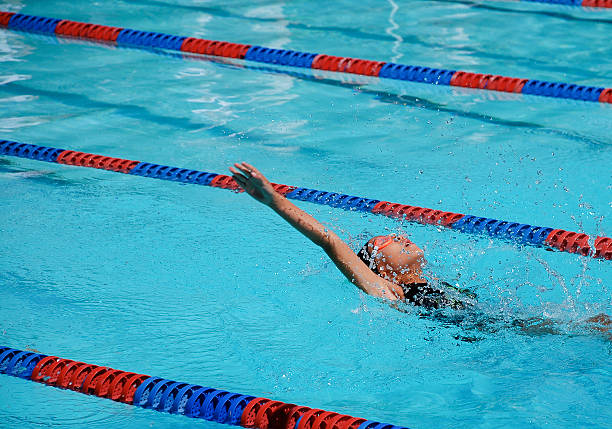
229 162 399 300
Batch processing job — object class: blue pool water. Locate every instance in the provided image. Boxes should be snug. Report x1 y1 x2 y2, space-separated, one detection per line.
1 0 611 427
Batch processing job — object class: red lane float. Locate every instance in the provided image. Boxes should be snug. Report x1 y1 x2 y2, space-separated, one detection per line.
70 364 98 391
210 174 244 192
180 37 251 59
546 230 612 259
57 150 140 173
298 409 327 429
599 89 612 103
30 355 60 382
56 361 84 388
28 355 151 403
581 0 612 7
0 11 14 26
55 19 123 41
271 184 297 196
311 54 385 77
450 72 528 93
371 202 464 226
253 400 288 429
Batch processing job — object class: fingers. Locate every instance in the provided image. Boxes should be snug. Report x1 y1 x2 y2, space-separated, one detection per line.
229 166 248 188
230 162 265 184
231 161 263 180
230 164 249 179
235 163 252 177
229 166 243 179
234 162 252 177
241 162 261 177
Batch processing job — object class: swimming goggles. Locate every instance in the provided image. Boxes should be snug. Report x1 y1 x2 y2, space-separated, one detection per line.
372 234 397 251
365 234 397 270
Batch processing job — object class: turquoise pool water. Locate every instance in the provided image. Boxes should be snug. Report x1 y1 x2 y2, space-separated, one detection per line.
0 0 611 427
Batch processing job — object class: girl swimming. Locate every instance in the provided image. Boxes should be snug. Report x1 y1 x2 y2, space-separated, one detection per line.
229 162 611 340
229 162 471 309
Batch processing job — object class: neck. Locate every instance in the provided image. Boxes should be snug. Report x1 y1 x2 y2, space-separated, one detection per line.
401 273 428 285
384 266 427 286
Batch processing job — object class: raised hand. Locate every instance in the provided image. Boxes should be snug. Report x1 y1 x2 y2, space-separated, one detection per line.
230 162 399 301
229 162 278 206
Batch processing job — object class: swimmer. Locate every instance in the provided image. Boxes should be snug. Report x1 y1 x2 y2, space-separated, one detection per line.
230 162 612 341
229 162 472 309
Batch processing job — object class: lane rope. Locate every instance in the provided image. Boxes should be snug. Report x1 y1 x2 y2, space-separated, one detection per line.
450 0 612 8
0 11 611 104
1 140 610 260
0 345 410 429
514 0 611 8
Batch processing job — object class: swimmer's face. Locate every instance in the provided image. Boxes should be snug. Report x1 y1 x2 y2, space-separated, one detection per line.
366 234 425 283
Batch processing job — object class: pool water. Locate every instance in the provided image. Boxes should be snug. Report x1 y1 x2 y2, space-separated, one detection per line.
0 0 611 428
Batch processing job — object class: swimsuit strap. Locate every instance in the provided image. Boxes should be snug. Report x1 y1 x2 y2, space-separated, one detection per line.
400 281 472 310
